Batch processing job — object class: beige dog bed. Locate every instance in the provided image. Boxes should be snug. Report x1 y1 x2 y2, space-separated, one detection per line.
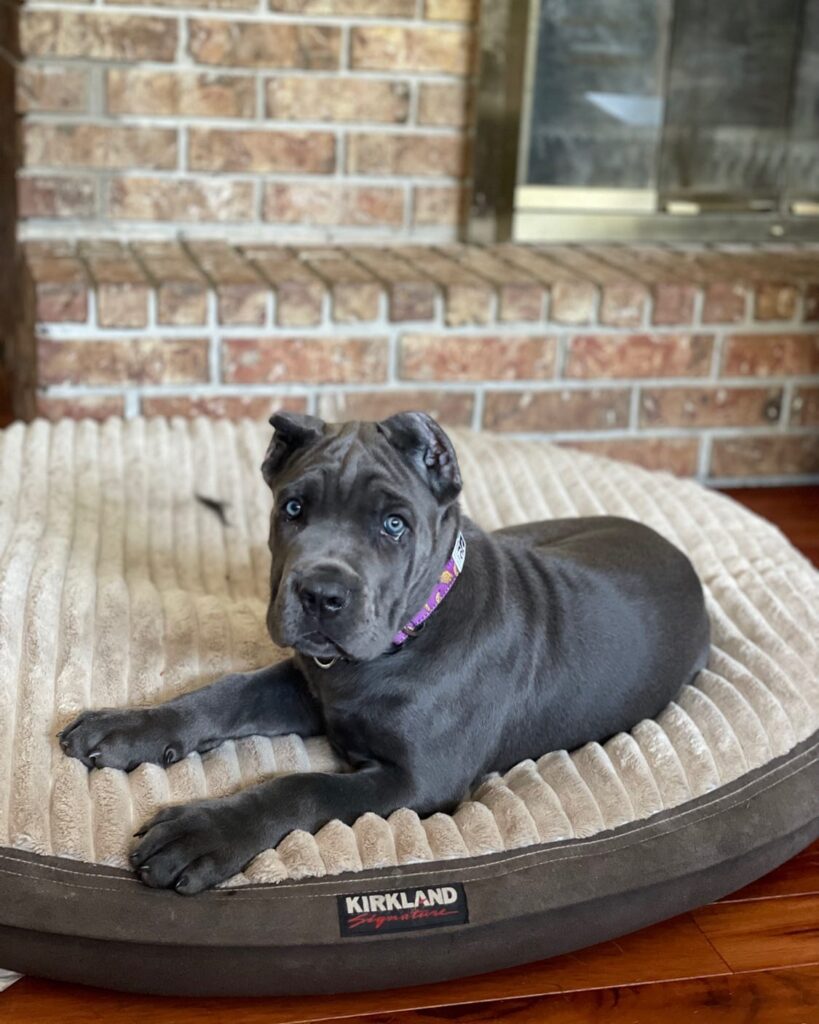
0 417 816 995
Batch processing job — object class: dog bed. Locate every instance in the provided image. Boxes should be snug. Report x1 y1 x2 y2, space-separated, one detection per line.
0 417 816 996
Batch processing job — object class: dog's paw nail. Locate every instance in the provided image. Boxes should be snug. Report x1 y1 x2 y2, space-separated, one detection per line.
137 865 151 879
163 746 178 766
175 875 190 893
132 829 147 838
88 750 101 761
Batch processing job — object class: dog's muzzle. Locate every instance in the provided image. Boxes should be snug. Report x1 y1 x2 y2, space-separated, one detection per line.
295 563 356 622
271 560 365 656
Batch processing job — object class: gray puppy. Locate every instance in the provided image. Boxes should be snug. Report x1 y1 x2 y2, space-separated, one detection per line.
60 412 710 894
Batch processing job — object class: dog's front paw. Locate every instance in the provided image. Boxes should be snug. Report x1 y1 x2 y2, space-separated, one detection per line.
58 707 189 771
130 801 264 894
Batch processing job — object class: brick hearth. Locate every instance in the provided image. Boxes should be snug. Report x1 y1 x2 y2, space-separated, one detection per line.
15 241 819 485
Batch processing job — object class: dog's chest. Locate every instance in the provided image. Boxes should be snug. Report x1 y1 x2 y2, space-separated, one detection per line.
308 665 414 767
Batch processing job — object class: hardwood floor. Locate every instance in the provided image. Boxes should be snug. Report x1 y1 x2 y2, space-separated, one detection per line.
0 415 815 1021
723 486 819 567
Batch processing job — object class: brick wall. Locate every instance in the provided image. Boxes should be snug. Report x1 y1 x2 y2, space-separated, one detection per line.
16 0 475 240
24 241 819 484
10 4 819 485
1 0 19 377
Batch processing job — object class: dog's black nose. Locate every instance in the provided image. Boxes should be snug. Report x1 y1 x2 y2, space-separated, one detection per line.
297 574 350 618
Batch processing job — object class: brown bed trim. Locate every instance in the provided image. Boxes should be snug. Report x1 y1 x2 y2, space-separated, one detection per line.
1 733 817 996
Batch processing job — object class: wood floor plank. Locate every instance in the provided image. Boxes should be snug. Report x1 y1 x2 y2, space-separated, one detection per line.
0 913 730 1024
693 895 819 973
333 965 819 1024
720 841 819 903
723 486 819 566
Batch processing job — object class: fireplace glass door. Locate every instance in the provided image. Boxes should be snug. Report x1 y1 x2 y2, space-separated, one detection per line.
480 0 819 240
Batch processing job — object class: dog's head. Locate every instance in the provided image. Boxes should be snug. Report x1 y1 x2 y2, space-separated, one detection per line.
262 410 462 663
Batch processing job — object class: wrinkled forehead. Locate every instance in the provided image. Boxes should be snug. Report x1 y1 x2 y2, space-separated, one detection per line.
273 421 426 509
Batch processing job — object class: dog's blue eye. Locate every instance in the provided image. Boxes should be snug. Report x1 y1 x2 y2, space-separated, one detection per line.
383 514 406 538
283 498 303 520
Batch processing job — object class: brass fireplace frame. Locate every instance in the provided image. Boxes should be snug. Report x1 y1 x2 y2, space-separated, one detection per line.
466 0 819 244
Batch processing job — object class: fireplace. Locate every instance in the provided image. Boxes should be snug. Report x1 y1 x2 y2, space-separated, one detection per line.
469 0 819 242
3 0 818 485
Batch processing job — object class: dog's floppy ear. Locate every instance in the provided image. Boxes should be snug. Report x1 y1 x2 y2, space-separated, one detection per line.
262 410 324 484
378 412 462 504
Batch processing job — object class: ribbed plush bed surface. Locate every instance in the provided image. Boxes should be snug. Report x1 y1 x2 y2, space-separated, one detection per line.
1 418 817 885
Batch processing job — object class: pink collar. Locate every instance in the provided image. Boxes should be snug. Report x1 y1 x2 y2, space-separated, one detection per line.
392 531 466 647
